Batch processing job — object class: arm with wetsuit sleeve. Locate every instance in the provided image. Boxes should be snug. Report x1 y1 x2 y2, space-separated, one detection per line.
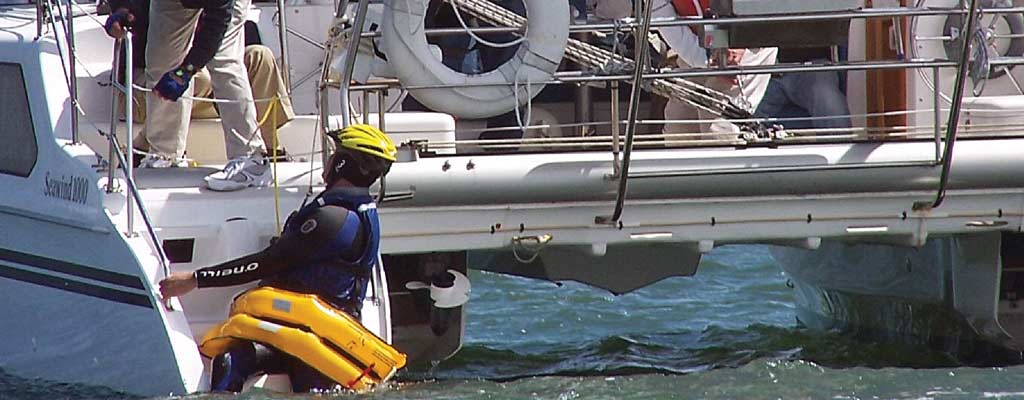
192 205 358 288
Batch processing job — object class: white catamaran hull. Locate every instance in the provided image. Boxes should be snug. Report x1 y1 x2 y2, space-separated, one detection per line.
773 232 1023 363
0 137 203 394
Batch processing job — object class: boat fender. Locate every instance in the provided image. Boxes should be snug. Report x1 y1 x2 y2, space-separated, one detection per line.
380 0 570 119
199 287 407 392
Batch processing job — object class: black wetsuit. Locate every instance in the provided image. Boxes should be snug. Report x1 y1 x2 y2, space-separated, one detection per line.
193 187 381 392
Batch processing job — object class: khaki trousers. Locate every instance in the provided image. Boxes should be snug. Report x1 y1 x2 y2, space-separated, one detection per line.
244 45 294 146
144 0 265 159
133 45 294 149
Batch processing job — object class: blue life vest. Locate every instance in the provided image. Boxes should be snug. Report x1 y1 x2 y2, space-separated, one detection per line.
268 187 381 312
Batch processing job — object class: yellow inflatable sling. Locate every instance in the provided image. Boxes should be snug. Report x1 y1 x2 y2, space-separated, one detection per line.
199 287 407 392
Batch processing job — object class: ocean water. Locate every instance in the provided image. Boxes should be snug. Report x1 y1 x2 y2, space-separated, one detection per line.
5 245 1024 399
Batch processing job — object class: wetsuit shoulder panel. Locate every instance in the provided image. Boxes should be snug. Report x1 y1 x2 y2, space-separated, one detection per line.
194 205 355 288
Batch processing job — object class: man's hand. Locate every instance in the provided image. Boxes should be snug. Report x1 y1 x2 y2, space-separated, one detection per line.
724 48 746 65
103 8 134 39
714 48 746 86
159 271 198 299
153 67 193 101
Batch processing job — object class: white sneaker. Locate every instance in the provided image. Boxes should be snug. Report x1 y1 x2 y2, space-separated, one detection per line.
138 154 189 168
204 156 271 192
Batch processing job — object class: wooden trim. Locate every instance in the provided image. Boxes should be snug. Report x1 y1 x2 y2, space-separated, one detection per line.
865 0 909 137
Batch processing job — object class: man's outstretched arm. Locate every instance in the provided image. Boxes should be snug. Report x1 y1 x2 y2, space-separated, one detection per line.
159 205 357 297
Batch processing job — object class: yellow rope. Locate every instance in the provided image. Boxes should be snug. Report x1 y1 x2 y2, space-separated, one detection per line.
257 97 277 128
253 96 283 232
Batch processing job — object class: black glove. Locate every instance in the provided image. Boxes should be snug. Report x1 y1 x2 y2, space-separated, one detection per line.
154 66 195 101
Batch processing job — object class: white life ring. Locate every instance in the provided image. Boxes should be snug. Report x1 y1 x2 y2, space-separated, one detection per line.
381 0 570 119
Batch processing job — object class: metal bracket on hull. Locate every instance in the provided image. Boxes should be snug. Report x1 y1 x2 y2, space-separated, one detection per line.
510 234 553 263
915 0 982 211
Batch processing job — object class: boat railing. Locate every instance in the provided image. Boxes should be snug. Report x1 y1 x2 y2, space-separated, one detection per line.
323 0 1013 221
331 0 1022 121
104 32 173 280
328 1 1024 154
23 2 192 305
34 0 80 143
36 1 174 280
29 1 171 277
320 0 391 169
921 0 980 210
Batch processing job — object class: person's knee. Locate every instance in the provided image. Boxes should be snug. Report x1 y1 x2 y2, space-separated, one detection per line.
804 75 848 110
244 45 274 70
787 73 846 108
193 69 214 96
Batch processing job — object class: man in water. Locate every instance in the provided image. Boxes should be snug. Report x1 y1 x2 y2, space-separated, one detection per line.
158 124 397 392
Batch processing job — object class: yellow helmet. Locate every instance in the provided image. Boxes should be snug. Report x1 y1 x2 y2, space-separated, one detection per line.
330 124 397 162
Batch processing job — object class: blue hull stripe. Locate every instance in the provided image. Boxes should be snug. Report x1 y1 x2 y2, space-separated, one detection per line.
0 248 146 290
0 259 153 309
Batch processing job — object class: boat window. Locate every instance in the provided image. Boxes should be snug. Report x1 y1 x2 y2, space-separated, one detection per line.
0 63 38 178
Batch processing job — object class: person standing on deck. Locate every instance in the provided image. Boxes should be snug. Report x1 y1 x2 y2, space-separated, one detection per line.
158 125 397 392
652 0 777 138
103 0 270 191
104 0 295 159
